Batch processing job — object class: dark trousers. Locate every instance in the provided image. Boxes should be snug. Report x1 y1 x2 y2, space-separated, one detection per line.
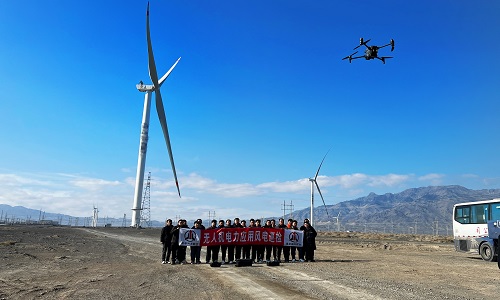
177 246 187 262
298 246 305 260
251 245 258 261
242 245 251 259
257 245 264 261
304 245 315 261
221 245 227 262
276 246 283 261
283 246 290 262
265 245 273 261
211 245 220 262
235 245 242 260
162 242 171 262
227 245 235 262
206 246 213 263
291 246 297 260
171 243 179 262
190 246 201 263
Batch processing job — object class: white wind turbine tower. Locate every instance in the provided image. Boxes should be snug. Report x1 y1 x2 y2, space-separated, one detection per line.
333 211 341 232
309 150 330 227
92 205 99 228
131 2 181 228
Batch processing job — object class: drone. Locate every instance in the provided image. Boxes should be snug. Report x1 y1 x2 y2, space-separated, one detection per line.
343 38 395 64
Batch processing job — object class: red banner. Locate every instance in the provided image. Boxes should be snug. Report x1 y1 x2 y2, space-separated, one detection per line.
200 227 284 246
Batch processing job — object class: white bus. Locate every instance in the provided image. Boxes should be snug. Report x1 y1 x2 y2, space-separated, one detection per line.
453 199 500 261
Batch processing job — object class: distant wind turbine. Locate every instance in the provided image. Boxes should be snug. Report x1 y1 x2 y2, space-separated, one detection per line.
309 150 330 227
131 2 181 228
333 211 341 232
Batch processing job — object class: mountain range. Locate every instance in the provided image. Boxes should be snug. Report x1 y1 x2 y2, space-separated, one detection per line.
2 185 500 234
289 185 500 234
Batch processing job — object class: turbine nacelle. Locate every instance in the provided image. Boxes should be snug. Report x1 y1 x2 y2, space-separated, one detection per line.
136 82 155 92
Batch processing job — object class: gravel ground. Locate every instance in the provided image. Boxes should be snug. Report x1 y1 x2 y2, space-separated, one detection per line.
1 225 499 299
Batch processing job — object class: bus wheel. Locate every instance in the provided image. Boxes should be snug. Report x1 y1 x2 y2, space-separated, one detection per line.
480 243 496 262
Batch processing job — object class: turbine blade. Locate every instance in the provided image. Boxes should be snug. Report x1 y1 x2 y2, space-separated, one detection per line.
315 180 329 216
159 57 181 88
146 2 159 89
314 149 330 180
146 2 181 198
155 89 181 197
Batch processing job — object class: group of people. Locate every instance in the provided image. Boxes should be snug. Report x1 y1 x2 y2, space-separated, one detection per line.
160 217 318 265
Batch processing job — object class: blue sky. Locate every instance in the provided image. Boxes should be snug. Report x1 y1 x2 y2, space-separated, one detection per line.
1 0 499 223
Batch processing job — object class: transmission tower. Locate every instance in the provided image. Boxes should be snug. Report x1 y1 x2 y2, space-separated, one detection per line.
122 214 127 227
140 172 152 228
208 211 216 222
281 200 294 220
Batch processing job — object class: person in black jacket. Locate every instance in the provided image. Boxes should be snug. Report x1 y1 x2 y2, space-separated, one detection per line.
233 217 243 261
224 219 235 264
160 219 173 264
205 219 219 263
276 218 286 262
302 219 317 262
264 219 273 262
171 219 189 264
290 220 299 262
170 219 182 264
190 221 202 264
219 220 228 264
241 220 251 259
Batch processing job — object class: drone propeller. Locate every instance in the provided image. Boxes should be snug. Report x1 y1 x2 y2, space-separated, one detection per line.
342 51 358 63
353 38 370 50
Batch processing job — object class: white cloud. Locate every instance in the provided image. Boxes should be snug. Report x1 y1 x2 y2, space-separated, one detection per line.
331 173 369 188
367 174 411 187
69 177 122 191
1 170 496 222
418 173 445 185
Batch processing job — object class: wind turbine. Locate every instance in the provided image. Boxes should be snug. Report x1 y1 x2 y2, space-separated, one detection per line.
131 2 181 228
309 150 330 227
333 211 341 232
92 205 99 228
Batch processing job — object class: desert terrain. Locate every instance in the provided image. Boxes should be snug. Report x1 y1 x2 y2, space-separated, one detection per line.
1 225 499 299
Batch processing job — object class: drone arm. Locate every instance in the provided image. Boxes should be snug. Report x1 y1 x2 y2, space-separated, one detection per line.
379 39 395 51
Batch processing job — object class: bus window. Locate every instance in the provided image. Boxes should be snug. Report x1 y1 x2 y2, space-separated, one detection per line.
491 205 500 221
455 206 470 224
471 204 488 223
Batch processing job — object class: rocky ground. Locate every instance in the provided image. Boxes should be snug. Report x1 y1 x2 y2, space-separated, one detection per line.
1 225 499 299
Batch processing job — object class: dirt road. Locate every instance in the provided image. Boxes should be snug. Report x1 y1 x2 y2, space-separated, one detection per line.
1 226 499 299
